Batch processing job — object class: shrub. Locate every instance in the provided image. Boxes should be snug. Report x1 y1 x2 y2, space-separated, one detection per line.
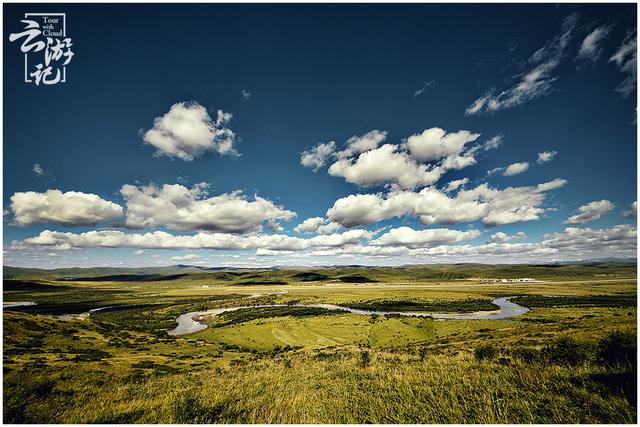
511 347 540 363
418 348 428 361
543 336 590 365
474 344 498 361
596 331 637 368
173 394 225 423
359 350 371 368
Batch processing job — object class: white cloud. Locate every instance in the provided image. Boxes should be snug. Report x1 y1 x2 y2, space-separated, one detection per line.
576 25 612 63
623 201 637 218
121 182 295 233
300 141 336 172
256 248 295 256
503 162 529 176
317 222 342 235
9 190 123 227
536 178 567 192
487 167 505 176
564 199 615 224
294 217 325 233
543 224 636 256
413 80 435 97
405 128 480 162
241 89 252 101
483 135 504 151
142 101 239 160
16 228 372 252
12 223 636 264
304 128 490 190
371 226 481 248
609 30 637 97
32 164 44 176
294 217 342 235
329 144 442 189
537 150 557 163
444 178 469 193
466 13 578 115
326 179 567 228
337 130 388 159
487 231 527 243
171 253 201 261
309 229 372 247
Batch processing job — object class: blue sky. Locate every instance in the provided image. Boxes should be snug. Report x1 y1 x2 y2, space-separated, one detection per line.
3 3 637 268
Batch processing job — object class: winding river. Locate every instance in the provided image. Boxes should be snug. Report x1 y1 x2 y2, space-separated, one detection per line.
3 301 37 309
167 296 529 336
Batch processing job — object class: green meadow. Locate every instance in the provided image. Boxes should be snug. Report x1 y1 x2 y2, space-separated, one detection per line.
3 263 637 423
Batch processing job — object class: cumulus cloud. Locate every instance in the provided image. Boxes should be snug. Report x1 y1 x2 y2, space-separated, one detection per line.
121 182 295 233
9 190 123 227
318 128 487 190
300 141 336 172
294 217 325 233
444 178 469 193
537 151 557 164
327 225 636 262
241 89 252 101
536 178 567 192
543 224 636 256
293 217 341 235
326 179 567 228
466 13 578 115
564 199 615 224
337 130 388 159
309 229 371 247
328 144 442 189
16 228 372 252
503 162 529 176
623 201 637 218
487 231 527 243
576 25 612 63
317 222 341 235
371 226 481 248
17 223 634 263
609 30 637 98
142 101 239 160
405 128 480 162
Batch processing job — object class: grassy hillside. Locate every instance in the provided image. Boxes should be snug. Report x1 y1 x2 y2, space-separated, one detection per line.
2 264 636 423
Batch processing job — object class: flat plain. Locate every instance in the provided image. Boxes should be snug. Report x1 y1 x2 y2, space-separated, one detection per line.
2 263 637 423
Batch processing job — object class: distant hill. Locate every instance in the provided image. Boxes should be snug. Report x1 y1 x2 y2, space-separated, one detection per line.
4 261 636 283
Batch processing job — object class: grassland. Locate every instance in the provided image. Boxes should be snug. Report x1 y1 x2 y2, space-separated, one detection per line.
3 263 637 423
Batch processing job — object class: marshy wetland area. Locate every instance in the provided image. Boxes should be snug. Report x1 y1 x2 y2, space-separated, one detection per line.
2 263 637 423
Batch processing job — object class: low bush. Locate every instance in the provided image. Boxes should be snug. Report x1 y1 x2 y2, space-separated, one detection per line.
596 331 637 368
543 337 590 366
474 344 498 361
359 350 371 368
